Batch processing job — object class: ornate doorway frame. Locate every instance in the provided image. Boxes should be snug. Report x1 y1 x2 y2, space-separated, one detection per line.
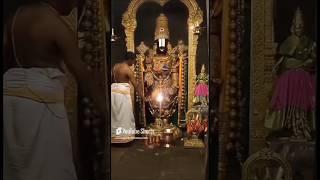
121 0 203 110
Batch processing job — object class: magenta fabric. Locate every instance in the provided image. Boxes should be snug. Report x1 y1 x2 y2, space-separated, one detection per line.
195 84 209 97
270 69 315 111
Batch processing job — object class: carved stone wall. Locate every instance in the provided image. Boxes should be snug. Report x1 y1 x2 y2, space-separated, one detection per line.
250 0 276 154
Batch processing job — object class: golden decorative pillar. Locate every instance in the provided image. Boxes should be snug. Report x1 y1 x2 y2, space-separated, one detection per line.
177 41 188 125
187 22 199 109
182 0 204 109
250 0 276 154
122 12 137 52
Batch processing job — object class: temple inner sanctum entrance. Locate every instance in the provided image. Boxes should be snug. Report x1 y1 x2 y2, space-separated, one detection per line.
111 0 209 179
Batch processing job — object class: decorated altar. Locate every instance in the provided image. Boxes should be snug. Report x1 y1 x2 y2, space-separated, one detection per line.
112 0 208 148
117 0 208 147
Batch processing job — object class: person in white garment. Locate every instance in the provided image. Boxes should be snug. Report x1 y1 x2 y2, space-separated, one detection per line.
3 0 107 180
111 52 143 143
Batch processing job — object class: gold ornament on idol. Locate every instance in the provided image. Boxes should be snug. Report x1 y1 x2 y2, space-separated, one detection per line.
154 13 170 40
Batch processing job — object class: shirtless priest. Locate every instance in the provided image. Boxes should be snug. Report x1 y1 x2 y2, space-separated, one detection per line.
111 52 143 143
3 0 107 180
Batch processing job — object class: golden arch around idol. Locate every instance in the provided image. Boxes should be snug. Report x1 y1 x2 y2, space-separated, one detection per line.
112 0 209 148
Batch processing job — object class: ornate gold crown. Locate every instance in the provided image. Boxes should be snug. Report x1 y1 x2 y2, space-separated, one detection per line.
292 7 304 28
155 13 170 40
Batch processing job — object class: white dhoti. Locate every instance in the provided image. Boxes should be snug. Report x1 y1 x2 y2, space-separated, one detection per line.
3 68 77 180
111 83 135 143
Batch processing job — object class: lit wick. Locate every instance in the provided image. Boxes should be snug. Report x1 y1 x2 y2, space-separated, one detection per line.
157 93 163 117
156 93 164 102
111 28 116 42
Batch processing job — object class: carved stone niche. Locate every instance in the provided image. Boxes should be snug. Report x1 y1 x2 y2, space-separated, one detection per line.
121 0 204 111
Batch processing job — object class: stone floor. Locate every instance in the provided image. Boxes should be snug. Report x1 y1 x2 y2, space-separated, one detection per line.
111 140 206 180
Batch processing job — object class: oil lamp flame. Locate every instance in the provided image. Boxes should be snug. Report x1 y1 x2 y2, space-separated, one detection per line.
111 28 118 42
156 93 164 102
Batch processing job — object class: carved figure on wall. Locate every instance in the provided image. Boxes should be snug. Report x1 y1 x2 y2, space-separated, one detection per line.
265 7 316 140
193 64 209 105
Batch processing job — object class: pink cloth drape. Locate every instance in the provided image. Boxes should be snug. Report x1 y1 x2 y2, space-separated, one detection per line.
270 69 315 111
